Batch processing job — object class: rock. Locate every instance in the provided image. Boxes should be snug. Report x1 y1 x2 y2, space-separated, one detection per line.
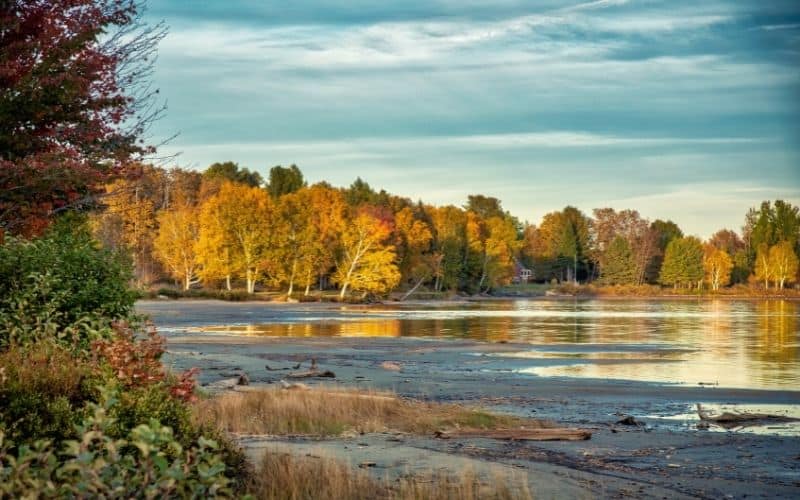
380 361 403 372
616 415 641 426
279 380 309 391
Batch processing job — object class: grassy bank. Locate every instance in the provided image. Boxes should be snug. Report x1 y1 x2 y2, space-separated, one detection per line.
197 387 540 499
249 451 530 500
195 387 543 437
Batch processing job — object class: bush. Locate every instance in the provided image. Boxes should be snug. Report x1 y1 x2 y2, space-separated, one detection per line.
0 342 103 446
0 388 235 498
0 216 136 349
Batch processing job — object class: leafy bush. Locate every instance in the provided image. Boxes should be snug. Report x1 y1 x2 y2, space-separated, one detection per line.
0 342 103 446
0 216 136 349
0 388 235 498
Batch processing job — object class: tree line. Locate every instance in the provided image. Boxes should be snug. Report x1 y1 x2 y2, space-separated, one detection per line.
90 162 800 297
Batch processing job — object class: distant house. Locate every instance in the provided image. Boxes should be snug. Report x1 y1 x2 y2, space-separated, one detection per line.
513 258 533 284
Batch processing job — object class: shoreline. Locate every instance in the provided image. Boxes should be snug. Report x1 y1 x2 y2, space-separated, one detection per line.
140 291 800 308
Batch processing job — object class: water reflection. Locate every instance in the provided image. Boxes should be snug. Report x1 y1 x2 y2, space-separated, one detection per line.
193 299 800 390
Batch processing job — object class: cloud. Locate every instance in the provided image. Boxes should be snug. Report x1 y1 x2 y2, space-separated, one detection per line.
147 0 800 240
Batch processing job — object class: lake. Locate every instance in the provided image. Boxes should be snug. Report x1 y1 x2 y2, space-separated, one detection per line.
141 298 799 391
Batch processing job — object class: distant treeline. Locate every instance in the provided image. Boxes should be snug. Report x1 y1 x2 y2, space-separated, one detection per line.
89 162 800 297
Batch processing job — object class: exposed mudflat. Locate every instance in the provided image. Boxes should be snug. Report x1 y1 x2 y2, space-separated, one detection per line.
140 300 800 499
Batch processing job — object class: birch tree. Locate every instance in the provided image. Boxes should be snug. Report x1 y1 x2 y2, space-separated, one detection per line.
154 206 200 290
333 209 400 299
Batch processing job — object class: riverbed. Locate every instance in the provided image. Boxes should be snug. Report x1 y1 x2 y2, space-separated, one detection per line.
138 298 800 499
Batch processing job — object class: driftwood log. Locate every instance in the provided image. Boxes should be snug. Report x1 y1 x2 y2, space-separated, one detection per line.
286 369 336 379
434 428 591 441
696 404 799 429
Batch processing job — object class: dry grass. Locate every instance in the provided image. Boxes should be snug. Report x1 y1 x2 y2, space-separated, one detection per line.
248 451 531 500
194 387 548 437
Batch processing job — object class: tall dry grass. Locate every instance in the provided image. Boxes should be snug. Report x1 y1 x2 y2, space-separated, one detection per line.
195 387 546 436
248 451 532 500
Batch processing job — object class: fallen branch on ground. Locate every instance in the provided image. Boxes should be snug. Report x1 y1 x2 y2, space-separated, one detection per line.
434 428 591 441
696 404 799 428
286 369 336 379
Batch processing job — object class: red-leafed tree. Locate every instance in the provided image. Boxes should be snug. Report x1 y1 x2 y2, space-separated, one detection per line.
0 0 166 237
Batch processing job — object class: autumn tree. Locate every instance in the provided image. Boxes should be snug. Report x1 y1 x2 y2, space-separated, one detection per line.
598 236 637 285
465 212 520 292
333 208 400 298
154 206 200 290
753 243 773 289
92 166 166 284
659 237 704 289
0 0 166 236
532 207 591 283
394 207 434 298
272 184 346 296
703 245 733 291
708 228 748 283
197 182 275 293
267 164 306 198
769 241 799 290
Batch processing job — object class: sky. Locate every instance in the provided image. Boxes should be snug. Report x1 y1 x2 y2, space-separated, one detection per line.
144 0 800 237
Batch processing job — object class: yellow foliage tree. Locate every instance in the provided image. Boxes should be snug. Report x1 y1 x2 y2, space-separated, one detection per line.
154 205 200 290
197 182 276 293
333 209 400 299
274 185 347 296
92 170 162 285
769 240 799 290
703 244 733 291
467 212 520 292
753 243 772 289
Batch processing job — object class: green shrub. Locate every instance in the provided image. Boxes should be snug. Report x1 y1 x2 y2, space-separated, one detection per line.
111 383 194 444
0 342 103 446
0 388 235 498
0 216 136 349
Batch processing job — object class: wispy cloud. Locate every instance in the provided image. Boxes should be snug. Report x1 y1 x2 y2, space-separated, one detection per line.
148 0 800 237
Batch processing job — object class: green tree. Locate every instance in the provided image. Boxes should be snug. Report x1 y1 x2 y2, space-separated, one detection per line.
344 177 378 206
659 236 704 289
648 219 684 282
427 205 468 292
598 236 637 285
651 219 684 252
202 161 263 187
746 200 800 261
267 164 306 198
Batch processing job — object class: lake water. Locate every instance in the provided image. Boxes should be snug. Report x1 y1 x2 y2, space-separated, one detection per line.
145 298 800 391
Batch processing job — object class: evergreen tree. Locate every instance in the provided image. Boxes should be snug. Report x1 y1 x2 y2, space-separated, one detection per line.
267 164 306 198
599 236 637 285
